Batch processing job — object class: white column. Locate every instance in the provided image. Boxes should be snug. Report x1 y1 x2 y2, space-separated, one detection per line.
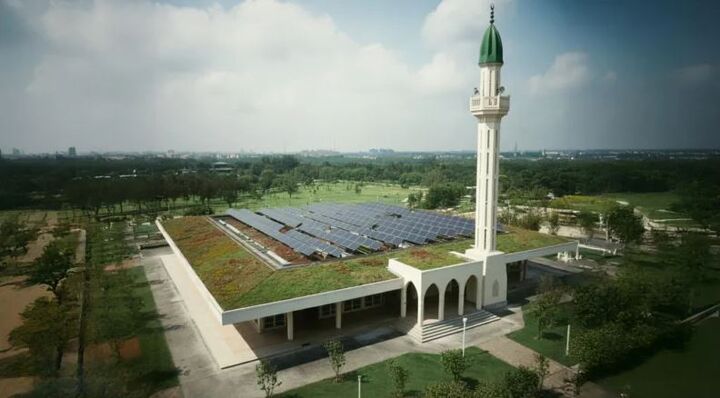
335 302 342 329
475 121 500 252
256 318 264 333
458 289 465 316
286 312 294 341
438 288 446 321
417 292 424 326
400 286 407 318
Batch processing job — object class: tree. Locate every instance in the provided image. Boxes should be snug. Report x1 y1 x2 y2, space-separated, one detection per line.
323 339 346 382
676 232 713 312
256 360 281 397
533 353 550 390
576 211 597 240
387 359 409 398
28 242 73 299
526 287 563 339
423 183 465 209
547 212 560 235
282 176 299 199
0 218 36 263
10 297 73 374
440 349 467 382
606 205 644 245
354 183 362 195
222 189 238 209
672 180 720 232
407 192 423 209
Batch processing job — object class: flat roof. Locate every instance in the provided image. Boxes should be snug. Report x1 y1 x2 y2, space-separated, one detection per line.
161 214 570 310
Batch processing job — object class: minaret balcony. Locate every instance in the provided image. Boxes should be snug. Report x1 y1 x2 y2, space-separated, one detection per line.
469 95 510 115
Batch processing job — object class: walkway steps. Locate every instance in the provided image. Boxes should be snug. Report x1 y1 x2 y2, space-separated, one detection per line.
399 309 500 343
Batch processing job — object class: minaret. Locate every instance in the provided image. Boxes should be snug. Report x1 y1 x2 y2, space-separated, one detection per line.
471 5 509 254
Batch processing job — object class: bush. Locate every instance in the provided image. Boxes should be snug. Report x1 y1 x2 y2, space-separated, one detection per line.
387 359 409 398
424 380 473 398
440 349 468 382
500 366 540 398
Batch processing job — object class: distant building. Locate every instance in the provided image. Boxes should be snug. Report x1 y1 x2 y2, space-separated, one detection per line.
12 148 20 156
68 146 77 157
211 162 233 173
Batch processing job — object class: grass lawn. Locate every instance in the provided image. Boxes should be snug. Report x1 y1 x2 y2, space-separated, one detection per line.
237 182 417 211
279 347 514 397
598 317 720 398
549 192 700 227
507 304 576 367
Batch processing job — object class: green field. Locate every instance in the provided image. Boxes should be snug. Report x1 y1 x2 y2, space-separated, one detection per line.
279 347 514 397
238 182 418 211
549 192 700 227
507 304 576 367
598 317 720 398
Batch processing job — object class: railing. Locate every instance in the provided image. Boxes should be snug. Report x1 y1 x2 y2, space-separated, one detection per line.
469 95 510 113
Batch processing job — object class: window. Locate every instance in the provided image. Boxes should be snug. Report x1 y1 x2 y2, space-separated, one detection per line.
342 295 384 314
319 304 336 319
263 314 286 330
343 298 362 312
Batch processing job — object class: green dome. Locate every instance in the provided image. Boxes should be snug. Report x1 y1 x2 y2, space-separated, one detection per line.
479 22 503 65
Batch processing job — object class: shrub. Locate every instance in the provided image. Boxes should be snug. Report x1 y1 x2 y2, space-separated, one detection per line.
323 339 346 382
387 359 409 398
424 380 473 398
255 360 281 397
440 349 467 382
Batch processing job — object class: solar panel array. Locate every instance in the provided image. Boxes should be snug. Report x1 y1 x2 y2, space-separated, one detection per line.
226 203 477 262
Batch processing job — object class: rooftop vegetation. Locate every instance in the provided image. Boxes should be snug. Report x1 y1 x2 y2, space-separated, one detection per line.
162 217 397 309
395 227 570 270
162 217 572 308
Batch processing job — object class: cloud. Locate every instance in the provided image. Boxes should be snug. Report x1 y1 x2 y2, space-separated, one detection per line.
422 0 512 49
674 63 717 85
528 52 591 95
6 0 485 152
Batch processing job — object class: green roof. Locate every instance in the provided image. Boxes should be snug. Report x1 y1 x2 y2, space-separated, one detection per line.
479 22 503 65
163 217 570 308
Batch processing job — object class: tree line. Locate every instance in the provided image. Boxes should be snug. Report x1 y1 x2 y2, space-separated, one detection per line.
1 155 718 226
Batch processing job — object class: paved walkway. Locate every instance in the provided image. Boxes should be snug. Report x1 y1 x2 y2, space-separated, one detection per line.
157 254 257 368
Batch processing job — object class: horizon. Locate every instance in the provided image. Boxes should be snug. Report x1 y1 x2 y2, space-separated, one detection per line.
2 0 719 153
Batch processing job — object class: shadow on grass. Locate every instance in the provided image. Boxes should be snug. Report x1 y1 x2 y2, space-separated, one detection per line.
541 331 563 341
0 352 37 378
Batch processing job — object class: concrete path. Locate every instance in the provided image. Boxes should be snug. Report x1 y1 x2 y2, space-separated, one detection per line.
157 254 257 368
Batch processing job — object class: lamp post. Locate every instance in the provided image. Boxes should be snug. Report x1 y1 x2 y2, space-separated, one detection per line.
462 317 468 357
358 374 362 398
565 324 571 356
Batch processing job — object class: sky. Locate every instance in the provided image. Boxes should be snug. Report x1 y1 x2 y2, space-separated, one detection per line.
1 0 719 154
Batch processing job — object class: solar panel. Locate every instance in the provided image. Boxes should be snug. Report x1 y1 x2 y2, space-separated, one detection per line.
228 203 476 258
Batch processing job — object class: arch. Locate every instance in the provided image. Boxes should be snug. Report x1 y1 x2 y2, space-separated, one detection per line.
444 279 460 318
492 279 500 297
464 275 479 312
423 283 440 323
404 282 418 319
